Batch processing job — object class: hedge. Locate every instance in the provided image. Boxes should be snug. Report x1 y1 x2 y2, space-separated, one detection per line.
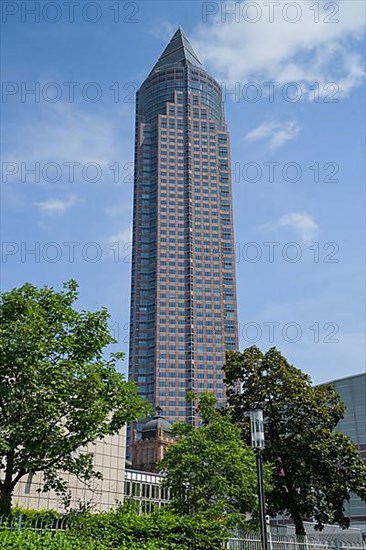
0 506 231 549
71 507 228 549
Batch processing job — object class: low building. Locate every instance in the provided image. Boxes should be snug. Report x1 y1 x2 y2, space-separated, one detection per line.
131 411 174 472
10 428 126 512
124 469 170 514
9 424 173 515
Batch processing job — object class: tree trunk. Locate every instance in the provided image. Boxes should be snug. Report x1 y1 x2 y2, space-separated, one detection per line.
291 506 306 537
281 461 306 537
0 452 15 517
0 483 13 517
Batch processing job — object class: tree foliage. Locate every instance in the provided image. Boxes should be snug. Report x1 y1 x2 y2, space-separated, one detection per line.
159 392 261 520
0 280 150 516
223 346 366 535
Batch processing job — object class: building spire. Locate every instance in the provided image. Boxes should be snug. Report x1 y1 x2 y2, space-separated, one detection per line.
150 27 202 73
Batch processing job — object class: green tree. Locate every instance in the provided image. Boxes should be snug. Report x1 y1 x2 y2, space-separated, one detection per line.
223 346 366 535
0 280 150 516
159 392 260 520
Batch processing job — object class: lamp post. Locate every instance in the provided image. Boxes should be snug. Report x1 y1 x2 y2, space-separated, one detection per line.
250 409 268 550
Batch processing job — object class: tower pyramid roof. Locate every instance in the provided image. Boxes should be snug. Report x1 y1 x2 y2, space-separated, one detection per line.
151 27 202 73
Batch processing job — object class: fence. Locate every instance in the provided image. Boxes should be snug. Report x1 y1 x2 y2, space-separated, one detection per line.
0 514 70 532
227 532 366 550
1 517 365 550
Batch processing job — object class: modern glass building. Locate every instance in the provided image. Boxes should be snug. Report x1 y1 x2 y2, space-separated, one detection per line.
128 28 238 425
331 373 366 533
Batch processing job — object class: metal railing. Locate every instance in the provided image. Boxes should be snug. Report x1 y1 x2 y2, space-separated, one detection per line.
227 532 366 550
0 514 70 532
1 516 365 550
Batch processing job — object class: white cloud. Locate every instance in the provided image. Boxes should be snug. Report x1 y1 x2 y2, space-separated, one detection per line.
245 120 300 149
105 227 133 260
34 193 82 215
278 213 319 243
105 202 132 217
192 0 365 99
3 102 133 172
150 20 176 42
107 227 132 246
259 212 319 243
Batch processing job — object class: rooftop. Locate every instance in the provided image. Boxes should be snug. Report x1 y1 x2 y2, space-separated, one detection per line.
142 416 172 434
320 372 366 386
150 27 202 74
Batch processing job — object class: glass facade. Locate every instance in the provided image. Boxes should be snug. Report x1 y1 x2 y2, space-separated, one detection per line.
331 373 366 533
128 28 238 425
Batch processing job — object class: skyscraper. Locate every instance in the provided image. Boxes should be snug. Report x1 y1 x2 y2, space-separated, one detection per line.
128 28 238 425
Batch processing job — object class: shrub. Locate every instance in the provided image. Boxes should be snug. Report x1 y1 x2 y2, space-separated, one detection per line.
0 530 104 549
71 506 228 549
0 530 192 549
10 506 61 521
0 506 229 549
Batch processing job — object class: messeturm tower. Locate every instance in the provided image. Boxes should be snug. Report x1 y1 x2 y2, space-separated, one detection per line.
128 28 238 425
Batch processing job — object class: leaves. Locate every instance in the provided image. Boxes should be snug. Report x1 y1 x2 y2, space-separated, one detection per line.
0 280 151 515
159 392 261 521
223 346 366 534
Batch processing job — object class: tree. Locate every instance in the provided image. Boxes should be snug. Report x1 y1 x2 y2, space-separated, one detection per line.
223 346 366 535
159 392 261 521
0 280 150 516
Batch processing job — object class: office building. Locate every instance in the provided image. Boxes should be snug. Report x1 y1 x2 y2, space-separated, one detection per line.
10 428 127 512
331 373 366 533
128 27 238 425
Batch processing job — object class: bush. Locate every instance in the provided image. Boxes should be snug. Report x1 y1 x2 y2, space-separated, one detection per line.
0 530 190 549
0 530 104 549
0 506 229 549
71 505 229 549
10 506 61 521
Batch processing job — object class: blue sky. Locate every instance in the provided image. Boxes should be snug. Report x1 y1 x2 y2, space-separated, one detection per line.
2 0 365 384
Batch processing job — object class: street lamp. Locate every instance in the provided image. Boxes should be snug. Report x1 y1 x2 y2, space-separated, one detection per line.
250 409 268 550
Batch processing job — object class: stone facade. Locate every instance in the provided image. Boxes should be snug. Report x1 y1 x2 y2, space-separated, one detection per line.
131 415 174 472
11 427 126 512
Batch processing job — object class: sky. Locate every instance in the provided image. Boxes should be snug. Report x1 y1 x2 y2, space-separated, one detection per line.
1 0 365 384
